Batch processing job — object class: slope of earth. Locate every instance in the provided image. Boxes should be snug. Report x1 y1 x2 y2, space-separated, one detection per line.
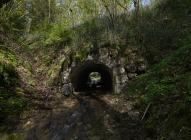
0 32 46 134
125 34 191 140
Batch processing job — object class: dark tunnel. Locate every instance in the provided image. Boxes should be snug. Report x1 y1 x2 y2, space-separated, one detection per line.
70 61 113 92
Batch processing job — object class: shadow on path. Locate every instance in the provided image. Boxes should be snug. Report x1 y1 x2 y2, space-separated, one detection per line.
24 93 145 140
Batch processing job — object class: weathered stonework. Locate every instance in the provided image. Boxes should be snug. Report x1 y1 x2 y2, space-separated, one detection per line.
58 46 147 94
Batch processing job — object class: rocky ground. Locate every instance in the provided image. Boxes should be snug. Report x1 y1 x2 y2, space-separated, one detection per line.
5 92 145 140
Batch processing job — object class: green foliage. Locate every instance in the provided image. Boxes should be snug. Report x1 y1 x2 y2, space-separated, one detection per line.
0 62 19 87
0 132 24 140
126 34 191 139
133 0 191 64
0 62 25 124
0 48 26 124
28 0 57 29
0 47 18 66
0 0 191 139
156 0 191 18
144 101 191 140
0 48 19 87
127 35 191 102
0 0 26 36
44 24 73 45
0 88 26 124
74 42 93 61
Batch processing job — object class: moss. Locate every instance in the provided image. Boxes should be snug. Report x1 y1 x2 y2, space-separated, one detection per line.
0 62 19 87
127 37 191 98
0 49 26 126
0 132 25 140
144 101 191 140
0 48 19 66
0 89 26 122
152 43 191 76
125 34 191 139
74 42 93 62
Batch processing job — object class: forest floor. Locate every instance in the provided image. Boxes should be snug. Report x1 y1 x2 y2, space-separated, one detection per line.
1 90 146 140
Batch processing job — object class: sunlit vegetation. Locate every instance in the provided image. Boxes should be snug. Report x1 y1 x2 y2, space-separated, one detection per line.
0 0 191 139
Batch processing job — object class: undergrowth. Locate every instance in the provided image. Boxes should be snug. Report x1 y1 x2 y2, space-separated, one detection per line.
126 34 191 139
0 47 26 128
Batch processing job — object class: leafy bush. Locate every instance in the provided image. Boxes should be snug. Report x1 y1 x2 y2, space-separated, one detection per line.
0 62 19 87
125 32 191 140
0 0 26 36
0 48 26 124
43 24 73 45
127 34 191 103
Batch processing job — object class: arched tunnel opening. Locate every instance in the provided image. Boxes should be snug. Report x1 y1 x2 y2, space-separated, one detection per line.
70 61 113 92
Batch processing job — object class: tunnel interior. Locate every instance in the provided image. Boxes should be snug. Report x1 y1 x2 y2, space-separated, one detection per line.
71 61 113 92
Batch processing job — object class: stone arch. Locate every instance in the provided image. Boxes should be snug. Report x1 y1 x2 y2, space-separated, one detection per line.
70 60 113 92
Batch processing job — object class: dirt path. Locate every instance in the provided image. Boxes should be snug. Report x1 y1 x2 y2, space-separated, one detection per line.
16 93 145 140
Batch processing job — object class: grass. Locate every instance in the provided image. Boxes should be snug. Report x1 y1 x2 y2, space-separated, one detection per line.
127 35 191 101
125 34 191 139
0 47 26 128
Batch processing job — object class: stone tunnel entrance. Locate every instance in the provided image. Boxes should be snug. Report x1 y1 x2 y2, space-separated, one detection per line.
70 61 113 92
58 47 147 94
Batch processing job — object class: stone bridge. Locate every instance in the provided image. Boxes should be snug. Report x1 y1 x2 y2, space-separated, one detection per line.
58 47 147 94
